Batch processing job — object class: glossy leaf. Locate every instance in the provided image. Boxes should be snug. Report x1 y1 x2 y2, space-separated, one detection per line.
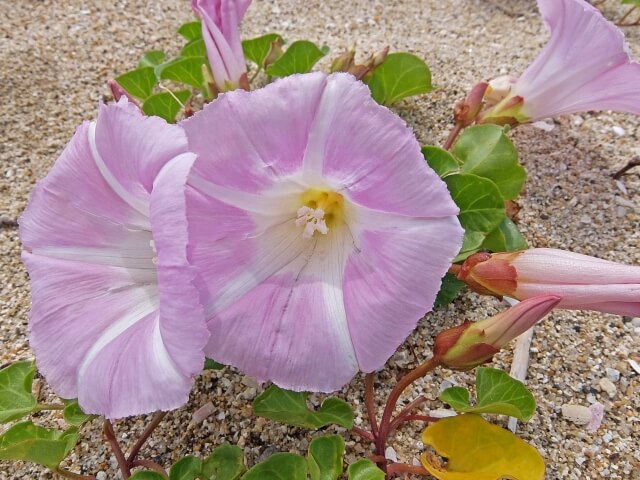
253 386 353 429
481 218 528 253
139 50 166 69
452 125 526 200
115 67 157 100
347 459 385 480
454 229 487 263
142 90 191 123
243 33 283 67
444 173 505 235
307 435 344 480
62 399 94 426
0 421 78 468
178 21 202 41
421 414 544 479
434 273 465 308
422 146 459 178
265 40 328 77
622 0 640 5
130 472 166 480
242 452 307 480
201 444 245 480
367 52 432 105
182 39 207 58
170 455 202 480
0 361 37 423
203 358 225 371
440 368 536 421
160 57 206 88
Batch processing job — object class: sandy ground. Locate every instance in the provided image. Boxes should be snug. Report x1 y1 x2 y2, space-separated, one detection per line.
1 0 639 478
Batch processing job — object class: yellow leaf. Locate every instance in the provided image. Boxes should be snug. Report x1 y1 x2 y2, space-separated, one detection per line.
421 414 544 480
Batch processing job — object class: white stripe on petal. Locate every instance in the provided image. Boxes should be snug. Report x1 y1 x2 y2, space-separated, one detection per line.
88 122 150 218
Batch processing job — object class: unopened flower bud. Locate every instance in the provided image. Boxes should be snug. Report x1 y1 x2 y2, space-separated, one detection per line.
108 79 140 109
434 295 560 370
456 248 640 317
454 82 489 127
263 39 284 68
331 45 356 73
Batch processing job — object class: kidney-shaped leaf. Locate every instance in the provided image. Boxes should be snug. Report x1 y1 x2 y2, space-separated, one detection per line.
142 90 191 123
170 455 203 480
0 361 37 423
201 444 245 480
130 472 166 480
253 386 353 429
347 459 385 480
160 57 206 88
421 414 544 479
242 453 307 480
481 218 528 253
307 435 344 480
243 33 283 67
266 40 328 77
62 399 95 426
0 421 78 469
367 52 432 105
422 146 460 178
453 125 526 201
115 67 157 100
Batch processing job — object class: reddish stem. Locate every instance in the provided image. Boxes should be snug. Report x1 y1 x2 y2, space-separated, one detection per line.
612 159 640 179
364 373 379 438
393 395 427 421
351 426 375 442
103 420 131 479
127 411 167 463
443 123 464 150
386 463 430 475
375 358 440 465
131 459 169 479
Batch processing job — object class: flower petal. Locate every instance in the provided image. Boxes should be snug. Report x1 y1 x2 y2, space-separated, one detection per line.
20 101 203 418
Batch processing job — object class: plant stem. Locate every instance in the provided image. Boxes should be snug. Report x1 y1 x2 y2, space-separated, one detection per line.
131 459 169 479
249 66 262 83
618 6 637 25
443 122 464 150
351 426 375 441
127 411 167 463
612 159 640 179
34 403 65 412
364 373 379 438
386 463 430 475
393 395 427 421
375 358 440 468
103 419 131 479
53 467 96 480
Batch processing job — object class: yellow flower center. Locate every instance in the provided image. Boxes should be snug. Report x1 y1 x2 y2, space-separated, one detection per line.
296 188 344 239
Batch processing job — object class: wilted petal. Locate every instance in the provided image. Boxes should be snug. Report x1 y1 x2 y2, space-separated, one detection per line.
20 100 207 418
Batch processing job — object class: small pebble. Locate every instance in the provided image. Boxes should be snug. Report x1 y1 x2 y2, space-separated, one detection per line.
605 368 620 382
586 403 605 432
429 408 457 419
598 378 617 397
385 446 398 463
612 126 625 137
96 473 107 480
561 404 592 425
628 359 640 375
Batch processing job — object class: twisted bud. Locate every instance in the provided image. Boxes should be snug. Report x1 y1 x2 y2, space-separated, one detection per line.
434 295 560 370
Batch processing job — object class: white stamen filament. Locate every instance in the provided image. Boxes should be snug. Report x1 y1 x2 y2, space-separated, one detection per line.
296 206 329 239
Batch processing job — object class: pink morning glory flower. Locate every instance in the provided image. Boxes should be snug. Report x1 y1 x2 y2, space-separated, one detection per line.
480 0 640 124
192 0 251 92
169 72 463 392
19 99 208 419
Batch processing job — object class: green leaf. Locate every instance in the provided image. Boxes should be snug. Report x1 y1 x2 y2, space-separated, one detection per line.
367 52 432 105
203 358 225 371
62 400 94 426
307 435 344 480
170 455 202 480
182 39 207 58
0 421 78 469
452 125 526 200
242 453 307 480
160 57 206 88
481 218 528 253
347 459 385 480
434 273 465 308
440 368 536 421
178 21 202 41
253 386 353 429
454 229 487 263
265 40 328 77
115 67 157 100
139 50 166 69
0 361 37 423
243 33 283 66
439 387 471 412
142 90 191 123
444 173 505 235
130 472 167 480
622 0 640 5
201 444 245 480
422 146 459 178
